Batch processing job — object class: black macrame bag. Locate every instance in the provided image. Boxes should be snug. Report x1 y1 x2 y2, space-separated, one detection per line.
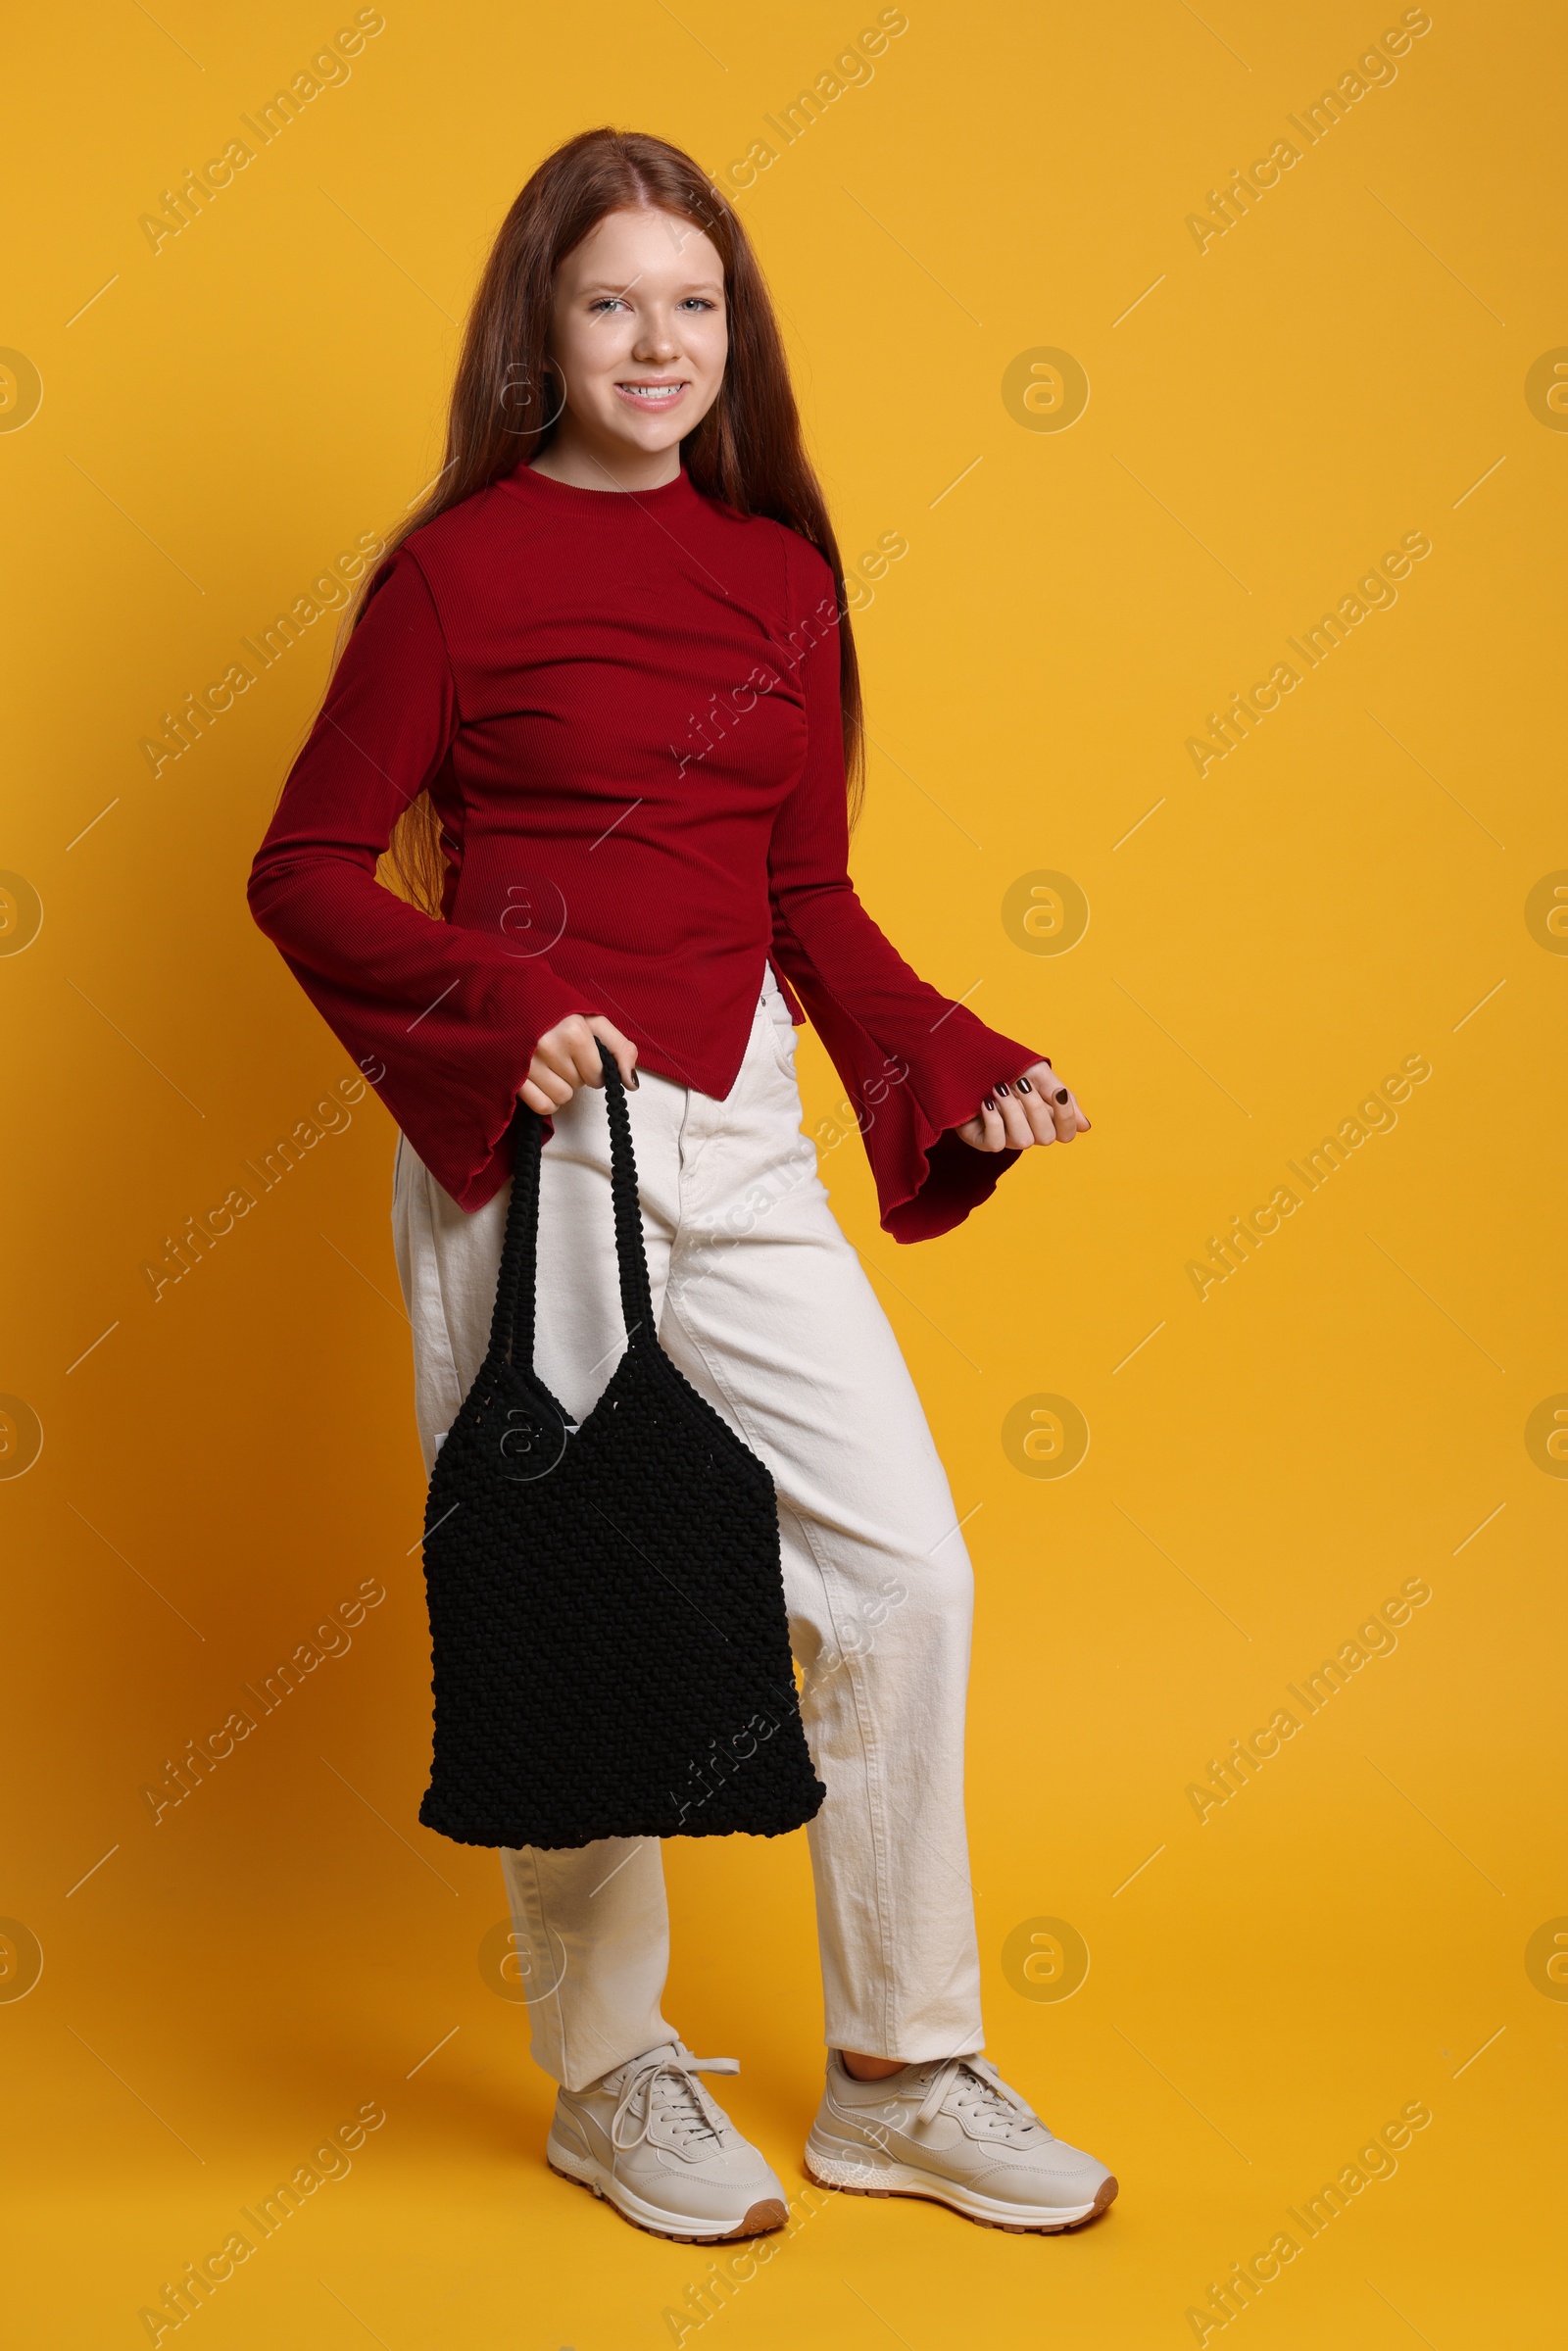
416 1046 827 1851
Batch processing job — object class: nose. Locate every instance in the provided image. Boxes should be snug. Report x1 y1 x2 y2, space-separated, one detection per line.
631 312 681 364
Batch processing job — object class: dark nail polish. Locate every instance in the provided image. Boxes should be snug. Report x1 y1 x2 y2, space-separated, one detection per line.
982 1095 996 1110
996 1081 1010 1097
1016 1076 1033 1095
1054 1088 1069 1104
628 1073 639 1090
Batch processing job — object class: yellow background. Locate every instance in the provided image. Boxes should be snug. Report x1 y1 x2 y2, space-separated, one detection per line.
2 1 1562 2342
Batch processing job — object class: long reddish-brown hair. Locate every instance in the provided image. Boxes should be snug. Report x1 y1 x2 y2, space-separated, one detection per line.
324 125 864 914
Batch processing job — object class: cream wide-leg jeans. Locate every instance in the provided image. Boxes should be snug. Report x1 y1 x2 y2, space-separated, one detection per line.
390 968 984 2092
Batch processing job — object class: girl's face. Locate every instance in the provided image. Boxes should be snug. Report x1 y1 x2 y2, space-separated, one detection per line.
545 206 728 460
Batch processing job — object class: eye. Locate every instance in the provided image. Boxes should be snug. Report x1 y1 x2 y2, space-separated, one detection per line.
588 296 627 314
679 297 717 311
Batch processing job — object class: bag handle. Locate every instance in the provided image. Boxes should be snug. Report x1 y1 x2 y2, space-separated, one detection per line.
489 1042 653 1372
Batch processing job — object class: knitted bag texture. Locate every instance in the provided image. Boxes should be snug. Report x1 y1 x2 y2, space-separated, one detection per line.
416 1046 827 1851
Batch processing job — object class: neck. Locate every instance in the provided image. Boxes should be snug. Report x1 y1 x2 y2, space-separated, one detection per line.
529 425 682 495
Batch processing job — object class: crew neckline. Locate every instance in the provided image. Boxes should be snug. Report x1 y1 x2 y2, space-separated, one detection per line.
501 460 696 510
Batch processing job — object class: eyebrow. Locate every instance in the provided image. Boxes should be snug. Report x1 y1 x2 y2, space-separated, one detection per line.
576 279 724 297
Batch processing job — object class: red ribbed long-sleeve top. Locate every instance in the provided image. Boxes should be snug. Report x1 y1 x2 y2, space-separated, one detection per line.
246 460 1045 1240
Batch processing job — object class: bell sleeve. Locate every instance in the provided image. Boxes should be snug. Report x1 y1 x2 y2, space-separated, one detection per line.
245 545 590 1211
766 533 1051 1244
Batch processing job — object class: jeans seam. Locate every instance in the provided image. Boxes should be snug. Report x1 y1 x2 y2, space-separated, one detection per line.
392 1140 467 1457
417 1159 470 1436
515 1844 572 2088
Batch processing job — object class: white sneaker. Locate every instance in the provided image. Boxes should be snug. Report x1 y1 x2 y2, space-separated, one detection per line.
547 2040 788 2242
805 2051 1117 2233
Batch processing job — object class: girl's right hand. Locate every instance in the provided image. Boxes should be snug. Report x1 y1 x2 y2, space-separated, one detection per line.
519 1014 639 1115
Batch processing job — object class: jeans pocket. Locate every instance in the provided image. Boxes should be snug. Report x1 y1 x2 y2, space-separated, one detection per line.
767 1013 799 1078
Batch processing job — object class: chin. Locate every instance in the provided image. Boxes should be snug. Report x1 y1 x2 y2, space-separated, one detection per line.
606 419 687 455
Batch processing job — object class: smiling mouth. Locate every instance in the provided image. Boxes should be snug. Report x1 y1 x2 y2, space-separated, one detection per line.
615 381 687 403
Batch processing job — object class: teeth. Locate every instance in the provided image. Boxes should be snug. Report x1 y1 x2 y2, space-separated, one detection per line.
619 384 683 400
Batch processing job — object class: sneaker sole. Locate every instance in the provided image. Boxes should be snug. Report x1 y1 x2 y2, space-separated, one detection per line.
547 2141 787 2245
804 2141 1118 2235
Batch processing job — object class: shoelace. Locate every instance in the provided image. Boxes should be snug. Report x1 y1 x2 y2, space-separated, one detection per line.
911 2055 1048 2139
611 2049 740 2154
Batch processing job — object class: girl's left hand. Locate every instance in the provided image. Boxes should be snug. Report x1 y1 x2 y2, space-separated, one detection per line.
956 1060 1091 1152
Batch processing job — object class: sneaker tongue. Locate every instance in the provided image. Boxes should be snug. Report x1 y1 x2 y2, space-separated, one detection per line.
608 2038 681 2081
602 2039 677 2097
651 2067 722 2146
956 2064 1047 2137
614 2044 725 2147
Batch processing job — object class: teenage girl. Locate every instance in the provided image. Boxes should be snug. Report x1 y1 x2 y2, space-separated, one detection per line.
248 127 1113 2244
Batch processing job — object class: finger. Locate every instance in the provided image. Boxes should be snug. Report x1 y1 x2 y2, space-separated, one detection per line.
570 1021 614 1088
971 1098 1008 1152
537 1031 602 1091
522 1061 573 1110
531 1040 582 1089
1017 1061 1094 1141
612 1041 640 1090
566 1026 610 1089
990 1084 1037 1150
583 1017 641 1090
1011 1075 1058 1146
518 1079 566 1115
1048 1081 1080 1142
1027 1065 1081 1142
